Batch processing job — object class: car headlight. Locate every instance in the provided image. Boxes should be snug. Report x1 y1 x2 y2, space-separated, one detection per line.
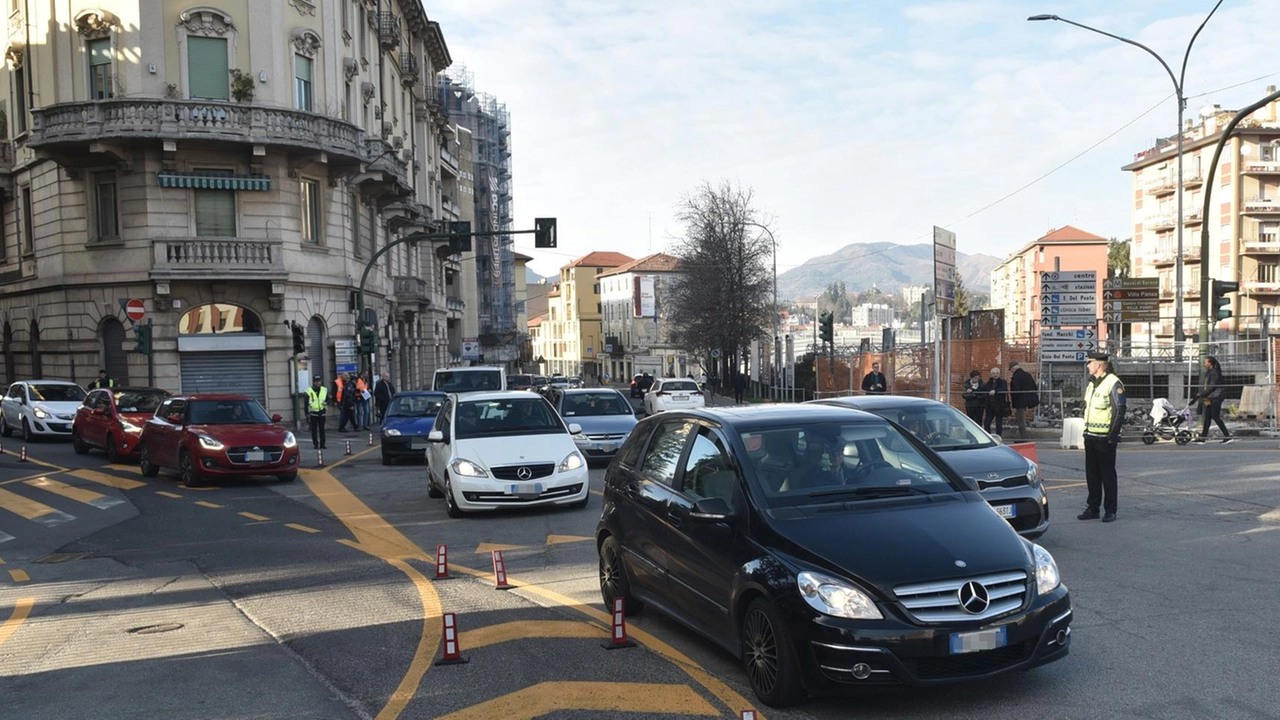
1025 459 1041 484
33 407 50 419
559 451 585 472
796 571 883 620
282 432 297 449
450 458 489 478
384 428 402 437
1033 543 1061 596
196 434 225 451
121 420 143 434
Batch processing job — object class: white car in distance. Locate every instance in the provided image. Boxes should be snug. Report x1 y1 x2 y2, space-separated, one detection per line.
642 378 706 415
426 391 590 517
2 380 88 439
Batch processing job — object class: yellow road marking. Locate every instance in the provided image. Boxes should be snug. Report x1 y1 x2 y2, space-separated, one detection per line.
0 556 5 565
475 542 523 554
194 501 224 509
459 620 604 650
67 468 146 490
155 491 183 499
0 486 60 520
326 444 379 470
239 512 270 522
25 477 123 509
435 682 720 720
0 470 69 488
0 450 66 472
1048 482 1088 490
0 597 34 648
545 534 592 546
285 523 321 534
9 569 29 583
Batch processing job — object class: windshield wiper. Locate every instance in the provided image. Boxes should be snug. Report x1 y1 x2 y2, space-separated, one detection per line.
808 485 930 500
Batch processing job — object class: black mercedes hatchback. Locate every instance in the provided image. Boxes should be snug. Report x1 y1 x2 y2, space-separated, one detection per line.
596 404 1072 707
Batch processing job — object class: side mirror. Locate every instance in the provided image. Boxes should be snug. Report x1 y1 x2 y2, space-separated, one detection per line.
92 407 108 416
428 430 444 443
166 414 183 424
271 414 283 423
567 422 583 435
690 497 735 522
961 476 981 492
990 434 1004 445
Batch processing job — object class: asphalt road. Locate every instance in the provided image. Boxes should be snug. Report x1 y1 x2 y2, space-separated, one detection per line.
1 417 1279 720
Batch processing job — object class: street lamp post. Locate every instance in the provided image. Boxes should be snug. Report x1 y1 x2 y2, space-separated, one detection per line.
743 220 778 398
1030 2 1223 359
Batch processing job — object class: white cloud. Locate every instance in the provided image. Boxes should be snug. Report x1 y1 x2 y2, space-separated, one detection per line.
430 0 1280 275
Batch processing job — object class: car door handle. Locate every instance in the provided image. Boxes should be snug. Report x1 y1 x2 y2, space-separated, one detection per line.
666 509 683 528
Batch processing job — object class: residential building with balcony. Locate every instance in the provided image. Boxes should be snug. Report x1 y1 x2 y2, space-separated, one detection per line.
0 1 455 422
851 303 894 328
544 251 633 379
989 226 1110 340
1122 89 1280 339
598 252 687 381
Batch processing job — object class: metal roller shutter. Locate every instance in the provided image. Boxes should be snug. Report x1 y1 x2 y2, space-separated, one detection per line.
307 318 327 384
180 351 266 406
102 320 129 385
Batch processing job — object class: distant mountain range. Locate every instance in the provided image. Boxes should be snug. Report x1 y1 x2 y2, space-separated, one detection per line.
777 242 1002 301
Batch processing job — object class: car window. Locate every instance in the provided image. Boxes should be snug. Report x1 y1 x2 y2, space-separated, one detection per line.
638 421 694 488
615 424 650 469
660 380 699 393
436 400 452 438
387 395 445 417
165 399 188 422
188 399 270 424
29 384 87 402
876 405 995 449
82 391 103 410
680 428 739 511
561 391 631 417
454 397 562 439
114 390 168 414
434 370 503 393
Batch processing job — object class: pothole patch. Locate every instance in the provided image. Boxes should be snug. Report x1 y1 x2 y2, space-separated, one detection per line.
127 623 185 635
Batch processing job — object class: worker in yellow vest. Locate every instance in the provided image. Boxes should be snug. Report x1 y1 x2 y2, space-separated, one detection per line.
305 376 328 449
1078 351 1126 523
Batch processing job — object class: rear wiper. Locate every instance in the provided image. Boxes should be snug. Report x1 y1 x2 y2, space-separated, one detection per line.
808 485 929 500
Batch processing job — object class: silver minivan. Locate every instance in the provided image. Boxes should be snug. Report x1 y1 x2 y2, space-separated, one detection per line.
432 366 507 394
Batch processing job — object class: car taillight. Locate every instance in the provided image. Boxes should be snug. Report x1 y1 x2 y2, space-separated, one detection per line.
692 391 703 396
655 391 668 396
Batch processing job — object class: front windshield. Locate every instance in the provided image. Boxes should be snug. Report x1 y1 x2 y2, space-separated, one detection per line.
114 390 168 414
560 391 632 417
454 398 564 439
739 421 957 507
508 374 533 387
30 384 87 402
386 394 444 418
189 399 273 425
872 404 993 449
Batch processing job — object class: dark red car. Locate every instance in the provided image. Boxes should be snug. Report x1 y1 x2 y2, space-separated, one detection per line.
138 394 300 486
72 387 171 462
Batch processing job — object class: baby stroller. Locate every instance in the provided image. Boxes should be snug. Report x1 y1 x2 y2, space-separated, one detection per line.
1143 398 1193 445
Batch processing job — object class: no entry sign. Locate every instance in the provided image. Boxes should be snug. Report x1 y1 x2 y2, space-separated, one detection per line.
125 299 146 322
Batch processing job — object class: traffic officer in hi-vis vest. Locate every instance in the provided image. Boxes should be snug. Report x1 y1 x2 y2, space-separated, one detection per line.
305 376 328 450
1078 351 1126 523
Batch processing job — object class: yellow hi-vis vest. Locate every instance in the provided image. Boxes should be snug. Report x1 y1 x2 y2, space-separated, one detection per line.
1083 374 1121 436
306 386 328 413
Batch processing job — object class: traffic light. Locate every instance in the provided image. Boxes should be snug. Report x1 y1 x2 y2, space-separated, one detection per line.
133 322 152 356
358 324 379 355
1212 278 1239 320
818 311 834 345
290 322 306 355
535 217 557 248
448 221 472 253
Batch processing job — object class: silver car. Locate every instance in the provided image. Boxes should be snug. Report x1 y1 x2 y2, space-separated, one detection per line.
549 388 637 463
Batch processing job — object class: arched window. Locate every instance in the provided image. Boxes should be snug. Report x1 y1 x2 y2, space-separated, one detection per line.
306 316 327 383
99 318 129 385
29 319 41 379
178 303 262 334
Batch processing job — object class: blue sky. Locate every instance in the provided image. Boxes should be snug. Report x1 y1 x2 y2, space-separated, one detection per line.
431 0 1279 277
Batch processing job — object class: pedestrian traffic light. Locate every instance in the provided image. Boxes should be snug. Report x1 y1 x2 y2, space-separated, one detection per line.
818 311 834 345
358 324 379 355
1212 278 1239 320
133 322 152 356
535 217 557 248
290 322 306 355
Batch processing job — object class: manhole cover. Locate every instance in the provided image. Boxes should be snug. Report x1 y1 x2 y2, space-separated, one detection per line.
33 552 92 564
127 623 185 635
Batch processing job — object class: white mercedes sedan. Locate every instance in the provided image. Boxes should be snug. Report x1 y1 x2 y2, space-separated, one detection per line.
426 391 590 517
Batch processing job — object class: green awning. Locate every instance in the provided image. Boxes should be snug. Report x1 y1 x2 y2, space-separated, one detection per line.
158 172 272 191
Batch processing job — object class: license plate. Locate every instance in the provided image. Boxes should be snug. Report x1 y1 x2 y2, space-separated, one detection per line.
507 482 544 498
410 441 428 450
994 504 1017 519
950 626 1007 654
674 394 688 401
599 443 616 453
246 451 265 462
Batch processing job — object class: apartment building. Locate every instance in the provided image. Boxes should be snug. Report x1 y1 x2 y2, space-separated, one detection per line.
543 251 632 379
598 252 685 381
989 226 1110 339
1122 89 1280 340
0 1 462 422
851 303 893 328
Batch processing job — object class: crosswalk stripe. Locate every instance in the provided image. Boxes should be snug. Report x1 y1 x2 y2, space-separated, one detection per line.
0 487 75 526
68 469 146 491
0 533 13 545
238 512 270 521
8 569 29 583
155 491 183 499
194 501 223 509
25 478 124 510
285 523 321 534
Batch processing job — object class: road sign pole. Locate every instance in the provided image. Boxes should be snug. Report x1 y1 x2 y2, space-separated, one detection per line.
146 319 155 387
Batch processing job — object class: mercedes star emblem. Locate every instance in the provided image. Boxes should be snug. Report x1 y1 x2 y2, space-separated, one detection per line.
958 581 991 614
954 560 967 568
516 466 533 480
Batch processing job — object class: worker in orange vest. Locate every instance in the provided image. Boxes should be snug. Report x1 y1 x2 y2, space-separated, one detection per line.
355 371 372 430
333 374 356 432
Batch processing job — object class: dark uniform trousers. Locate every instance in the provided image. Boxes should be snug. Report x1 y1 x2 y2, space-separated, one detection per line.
1083 434 1118 513
309 412 327 449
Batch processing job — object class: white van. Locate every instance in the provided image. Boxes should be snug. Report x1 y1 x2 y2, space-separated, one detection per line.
432 366 506 394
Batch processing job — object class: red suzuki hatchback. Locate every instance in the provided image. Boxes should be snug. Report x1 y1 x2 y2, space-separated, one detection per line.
72 387 171 462
138 394 300 486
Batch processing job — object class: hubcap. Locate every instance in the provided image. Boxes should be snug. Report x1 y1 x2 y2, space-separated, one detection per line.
744 609 778 695
600 547 620 599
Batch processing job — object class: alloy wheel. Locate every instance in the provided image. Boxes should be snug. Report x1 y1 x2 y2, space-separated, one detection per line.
743 607 780 697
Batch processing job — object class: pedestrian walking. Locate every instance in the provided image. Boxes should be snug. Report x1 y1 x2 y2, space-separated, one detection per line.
733 373 746 404
961 370 985 424
861 362 887 394
1194 356 1234 444
1079 352 1125 523
982 367 1009 436
1008 361 1039 439
332 373 354 432
88 369 116 390
355 372 372 430
305 376 328 449
373 372 396 423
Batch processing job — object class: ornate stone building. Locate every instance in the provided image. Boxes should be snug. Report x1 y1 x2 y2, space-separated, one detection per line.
0 1 459 422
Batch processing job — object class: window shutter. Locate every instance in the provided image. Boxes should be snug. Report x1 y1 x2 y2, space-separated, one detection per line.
194 171 236 236
187 37 229 100
88 38 111 65
295 55 312 83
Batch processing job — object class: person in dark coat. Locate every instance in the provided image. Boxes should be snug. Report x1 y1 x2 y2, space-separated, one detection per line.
1195 356 1234 443
861 361 887 394
733 373 746 404
961 370 985 424
1008 361 1039 439
982 366 1008 436
373 372 396 423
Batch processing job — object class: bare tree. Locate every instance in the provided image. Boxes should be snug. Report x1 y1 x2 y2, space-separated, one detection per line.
667 181 774 380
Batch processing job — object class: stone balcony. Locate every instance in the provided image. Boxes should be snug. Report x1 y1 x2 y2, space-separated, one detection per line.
150 237 287 281
394 276 430 306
